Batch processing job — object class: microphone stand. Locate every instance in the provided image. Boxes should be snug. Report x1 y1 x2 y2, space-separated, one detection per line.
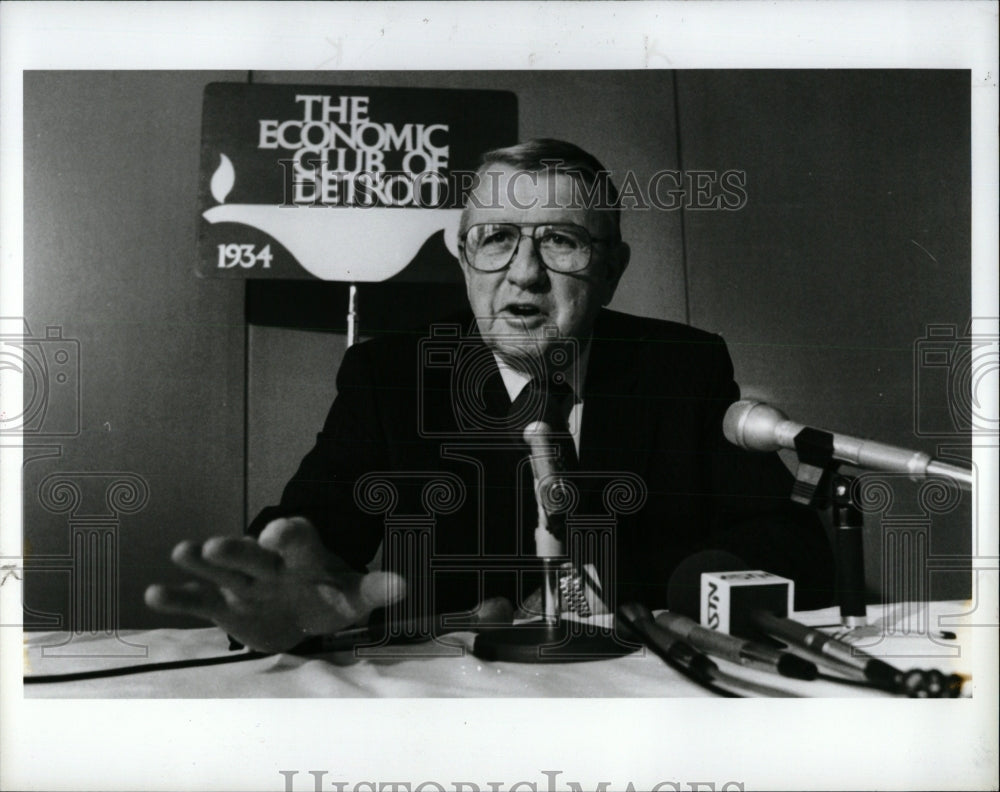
724 400 973 631
831 474 867 628
789 428 867 628
472 434 638 663
472 545 638 663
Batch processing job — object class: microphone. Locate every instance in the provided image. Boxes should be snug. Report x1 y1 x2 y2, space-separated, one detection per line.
749 610 901 692
618 603 717 687
618 602 801 698
723 400 972 488
654 611 817 681
523 420 570 624
523 420 570 551
666 552 965 697
472 423 634 662
662 551 815 680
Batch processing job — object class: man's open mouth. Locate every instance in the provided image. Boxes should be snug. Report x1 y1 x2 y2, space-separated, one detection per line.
503 304 543 317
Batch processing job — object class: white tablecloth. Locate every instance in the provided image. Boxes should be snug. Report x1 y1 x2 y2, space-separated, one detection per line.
22 601 975 698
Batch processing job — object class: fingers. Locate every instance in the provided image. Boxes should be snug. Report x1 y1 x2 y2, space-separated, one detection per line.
168 519 334 590
200 536 283 580
257 518 406 633
357 570 406 610
171 540 254 593
154 521 407 642
144 581 224 621
302 571 405 635
257 517 332 570
319 570 406 617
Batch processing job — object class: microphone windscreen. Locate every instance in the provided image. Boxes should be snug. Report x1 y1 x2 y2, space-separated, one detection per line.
722 400 787 452
666 551 749 619
721 400 756 448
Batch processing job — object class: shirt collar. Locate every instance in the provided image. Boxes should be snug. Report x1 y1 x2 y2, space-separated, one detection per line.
493 342 590 404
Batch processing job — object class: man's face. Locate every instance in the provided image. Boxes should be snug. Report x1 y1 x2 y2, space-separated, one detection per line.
459 165 629 369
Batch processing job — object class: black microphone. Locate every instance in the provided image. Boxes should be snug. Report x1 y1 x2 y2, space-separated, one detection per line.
654 611 817 681
749 610 901 692
723 400 972 488
617 602 718 687
665 552 965 697
618 602 801 698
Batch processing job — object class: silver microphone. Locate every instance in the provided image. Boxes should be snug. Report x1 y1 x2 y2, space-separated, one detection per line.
523 420 571 550
723 400 972 488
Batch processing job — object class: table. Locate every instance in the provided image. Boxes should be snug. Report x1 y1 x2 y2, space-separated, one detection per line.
22 601 975 698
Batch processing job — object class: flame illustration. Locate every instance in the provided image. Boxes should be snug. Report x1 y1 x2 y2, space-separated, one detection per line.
210 154 235 204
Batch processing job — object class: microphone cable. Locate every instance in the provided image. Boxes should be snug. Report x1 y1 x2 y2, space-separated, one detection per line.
23 649 270 684
24 598 518 685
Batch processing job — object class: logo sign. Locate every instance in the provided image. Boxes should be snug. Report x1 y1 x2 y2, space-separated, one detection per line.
197 83 518 280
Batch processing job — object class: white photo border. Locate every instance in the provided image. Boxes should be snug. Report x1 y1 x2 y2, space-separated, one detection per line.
1 2 997 791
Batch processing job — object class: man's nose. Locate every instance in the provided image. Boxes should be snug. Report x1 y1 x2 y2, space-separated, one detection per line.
505 235 548 288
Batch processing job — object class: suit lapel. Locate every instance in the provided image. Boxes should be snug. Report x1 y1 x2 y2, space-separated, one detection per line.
579 311 649 476
430 310 652 476
419 314 511 435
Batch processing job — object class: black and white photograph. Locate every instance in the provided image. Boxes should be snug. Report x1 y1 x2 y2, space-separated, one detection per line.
1 3 997 791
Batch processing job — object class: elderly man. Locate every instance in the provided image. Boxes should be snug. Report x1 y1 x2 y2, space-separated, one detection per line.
146 139 834 653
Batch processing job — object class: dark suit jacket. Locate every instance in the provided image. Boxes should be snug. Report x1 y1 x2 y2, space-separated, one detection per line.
250 309 835 617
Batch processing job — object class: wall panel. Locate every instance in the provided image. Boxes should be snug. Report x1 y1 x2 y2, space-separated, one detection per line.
23 71 247 628
676 70 971 600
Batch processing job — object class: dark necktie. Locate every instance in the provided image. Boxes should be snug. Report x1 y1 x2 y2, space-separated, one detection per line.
507 376 578 467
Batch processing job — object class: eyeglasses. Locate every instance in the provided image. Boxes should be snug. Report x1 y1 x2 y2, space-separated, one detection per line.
460 223 614 274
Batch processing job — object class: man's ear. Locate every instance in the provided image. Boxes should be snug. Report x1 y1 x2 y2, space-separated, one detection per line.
602 241 630 303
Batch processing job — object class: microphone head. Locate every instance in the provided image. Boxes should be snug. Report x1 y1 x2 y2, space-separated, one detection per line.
666 551 749 619
523 420 553 447
722 400 787 452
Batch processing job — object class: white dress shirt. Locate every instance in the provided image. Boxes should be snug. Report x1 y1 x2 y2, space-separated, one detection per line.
492 347 589 455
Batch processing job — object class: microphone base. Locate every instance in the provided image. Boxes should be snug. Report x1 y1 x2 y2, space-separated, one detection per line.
472 621 639 663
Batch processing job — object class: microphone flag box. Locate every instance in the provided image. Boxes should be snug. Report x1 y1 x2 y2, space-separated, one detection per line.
700 570 794 639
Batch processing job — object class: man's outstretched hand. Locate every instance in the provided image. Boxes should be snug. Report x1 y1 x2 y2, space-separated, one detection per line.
144 517 404 653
